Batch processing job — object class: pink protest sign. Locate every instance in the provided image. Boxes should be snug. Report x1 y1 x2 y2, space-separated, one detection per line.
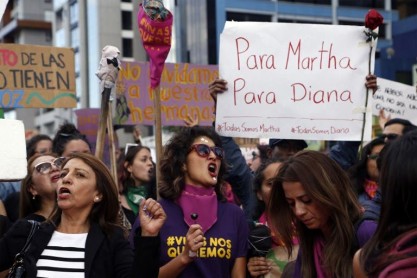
115 61 218 126
74 108 114 167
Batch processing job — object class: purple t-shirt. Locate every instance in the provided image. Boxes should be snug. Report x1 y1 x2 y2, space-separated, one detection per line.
356 219 377 247
158 198 248 278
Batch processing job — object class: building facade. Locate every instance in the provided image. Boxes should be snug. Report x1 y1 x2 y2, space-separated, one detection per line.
0 0 54 132
1 0 148 139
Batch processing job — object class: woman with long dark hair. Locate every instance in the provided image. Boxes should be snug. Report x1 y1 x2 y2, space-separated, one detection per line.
119 145 156 225
268 150 374 278
353 130 417 277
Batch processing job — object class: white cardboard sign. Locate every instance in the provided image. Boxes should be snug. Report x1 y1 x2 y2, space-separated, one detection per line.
0 119 27 180
372 78 417 125
0 0 7 23
216 21 374 141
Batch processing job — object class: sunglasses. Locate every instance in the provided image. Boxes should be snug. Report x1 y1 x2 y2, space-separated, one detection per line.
124 143 139 155
189 144 224 160
380 133 399 141
34 157 66 174
367 153 379 160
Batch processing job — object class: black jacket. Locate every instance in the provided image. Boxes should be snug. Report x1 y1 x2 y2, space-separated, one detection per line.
0 219 160 278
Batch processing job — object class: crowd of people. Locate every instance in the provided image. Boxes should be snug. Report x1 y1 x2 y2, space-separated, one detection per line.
0 74 416 278
1 152 165 277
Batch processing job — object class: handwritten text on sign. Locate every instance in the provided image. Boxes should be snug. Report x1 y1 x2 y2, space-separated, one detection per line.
372 78 417 125
0 44 76 108
116 61 218 126
216 22 374 141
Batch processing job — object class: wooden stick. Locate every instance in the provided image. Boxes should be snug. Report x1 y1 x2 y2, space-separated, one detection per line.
107 101 119 191
153 86 162 199
95 88 111 160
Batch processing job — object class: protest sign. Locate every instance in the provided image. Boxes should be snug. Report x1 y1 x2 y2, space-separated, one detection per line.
216 21 374 141
0 43 76 108
372 78 417 125
74 108 112 167
0 119 26 180
115 61 217 126
0 0 7 23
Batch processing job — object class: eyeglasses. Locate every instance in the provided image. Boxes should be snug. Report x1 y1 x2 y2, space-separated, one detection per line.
367 153 379 160
189 144 224 160
380 133 399 141
34 157 66 174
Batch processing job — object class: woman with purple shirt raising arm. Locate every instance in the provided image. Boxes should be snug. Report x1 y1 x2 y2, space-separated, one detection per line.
130 126 249 278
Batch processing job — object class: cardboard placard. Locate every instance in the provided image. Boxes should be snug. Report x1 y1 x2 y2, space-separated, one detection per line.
0 119 27 180
0 43 76 108
216 21 375 141
116 61 217 126
372 78 417 125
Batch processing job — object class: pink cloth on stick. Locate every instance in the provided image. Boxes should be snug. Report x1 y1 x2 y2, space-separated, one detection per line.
137 3 173 88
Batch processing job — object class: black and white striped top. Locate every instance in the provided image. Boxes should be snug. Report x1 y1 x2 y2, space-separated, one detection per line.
36 231 87 278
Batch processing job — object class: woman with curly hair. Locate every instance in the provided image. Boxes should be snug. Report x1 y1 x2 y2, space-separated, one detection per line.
135 126 249 277
268 150 375 278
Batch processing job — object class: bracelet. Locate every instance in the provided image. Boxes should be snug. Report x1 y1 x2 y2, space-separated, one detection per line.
188 250 197 258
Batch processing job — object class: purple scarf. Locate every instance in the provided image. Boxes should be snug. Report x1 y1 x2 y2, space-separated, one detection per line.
313 236 328 278
176 184 218 233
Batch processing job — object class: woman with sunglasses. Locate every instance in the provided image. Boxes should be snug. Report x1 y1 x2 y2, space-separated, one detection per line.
349 138 385 222
348 138 385 252
19 153 65 222
0 152 166 277
130 126 249 277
